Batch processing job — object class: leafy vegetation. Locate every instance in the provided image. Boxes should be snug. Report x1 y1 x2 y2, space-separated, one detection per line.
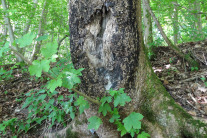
0 21 148 138
1 0 207 137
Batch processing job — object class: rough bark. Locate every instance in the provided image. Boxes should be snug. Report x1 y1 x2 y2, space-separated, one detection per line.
70 0 139 98
65 0 207 137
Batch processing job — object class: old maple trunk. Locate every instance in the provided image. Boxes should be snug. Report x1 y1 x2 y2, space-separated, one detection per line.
69 0 207 137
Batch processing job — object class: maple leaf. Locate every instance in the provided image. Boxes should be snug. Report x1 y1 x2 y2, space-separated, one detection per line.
138 131 150 138
98 103 112 116
88 116 102 130
29 60 50 77
41 42 58 59
100 96 112 106
74 96 89 114
114 93 131 107
123 112 143 131
17 32 36 48
47 78 62 92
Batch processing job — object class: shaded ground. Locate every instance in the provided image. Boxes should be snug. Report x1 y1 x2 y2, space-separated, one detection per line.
151 39 207 119
0 67 45 137
1 40 207 137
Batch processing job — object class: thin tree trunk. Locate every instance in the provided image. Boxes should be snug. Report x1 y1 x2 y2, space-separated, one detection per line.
23 0 39 34
3 24 7 36
1 0 22 62
144 0 198 67
21 0 38 57
172 0 179 45
2 24 7 45
194 0 202 37
142 0 153 49
57 35 69 55
31 0 48 61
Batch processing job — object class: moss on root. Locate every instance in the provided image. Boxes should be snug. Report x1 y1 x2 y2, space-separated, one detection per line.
65 128 79 138
140 63 207 137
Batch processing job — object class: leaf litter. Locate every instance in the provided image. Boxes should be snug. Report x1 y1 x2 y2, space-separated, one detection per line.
151 39 207 118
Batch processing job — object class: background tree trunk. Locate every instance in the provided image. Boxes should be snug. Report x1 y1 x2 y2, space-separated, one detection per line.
32 0 48 61
172 0 179 45
1 0 22 62
194 0 202 37
142 0 153 49
144 0 199 67
69 0 207 137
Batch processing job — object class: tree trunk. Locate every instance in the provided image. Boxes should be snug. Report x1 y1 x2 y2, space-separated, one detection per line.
32 0 48 61
142 0 153 49
23 0 39 34
194 0 202 37
172 0 179 45
1 0 22 62
68 0 207 137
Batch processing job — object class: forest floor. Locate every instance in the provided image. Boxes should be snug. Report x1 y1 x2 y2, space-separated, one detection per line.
151 39 207 120
1 39 207 137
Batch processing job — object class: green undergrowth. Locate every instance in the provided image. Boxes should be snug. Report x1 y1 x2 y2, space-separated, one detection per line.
0 32 150 138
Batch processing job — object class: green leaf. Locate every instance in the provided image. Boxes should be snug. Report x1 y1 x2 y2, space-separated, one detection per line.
62 72 81 89
123 112 143 131
109 89 118 96
117 122 127 136
205 82 207 87
74 96 89 114
98 103 112 116
22 96 33 109
41 60 50 72
47 78 62 92
24 123 30 132
69 107 75 119
201 77 206 81
41 42 58 59
36 35 49 41
109 88 124 97
114 93 131 107
58 95 64 101
100 96 112 106
35 117 44 124
17 32 36 48
0 42 10 57
138 131 150 138
88 116 102 130
29 60 50 77
37 94 47 101
49 111 57 119
49 99 55 105
109 114 120 123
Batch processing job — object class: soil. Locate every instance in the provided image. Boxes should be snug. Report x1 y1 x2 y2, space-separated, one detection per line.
1 39 207 137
